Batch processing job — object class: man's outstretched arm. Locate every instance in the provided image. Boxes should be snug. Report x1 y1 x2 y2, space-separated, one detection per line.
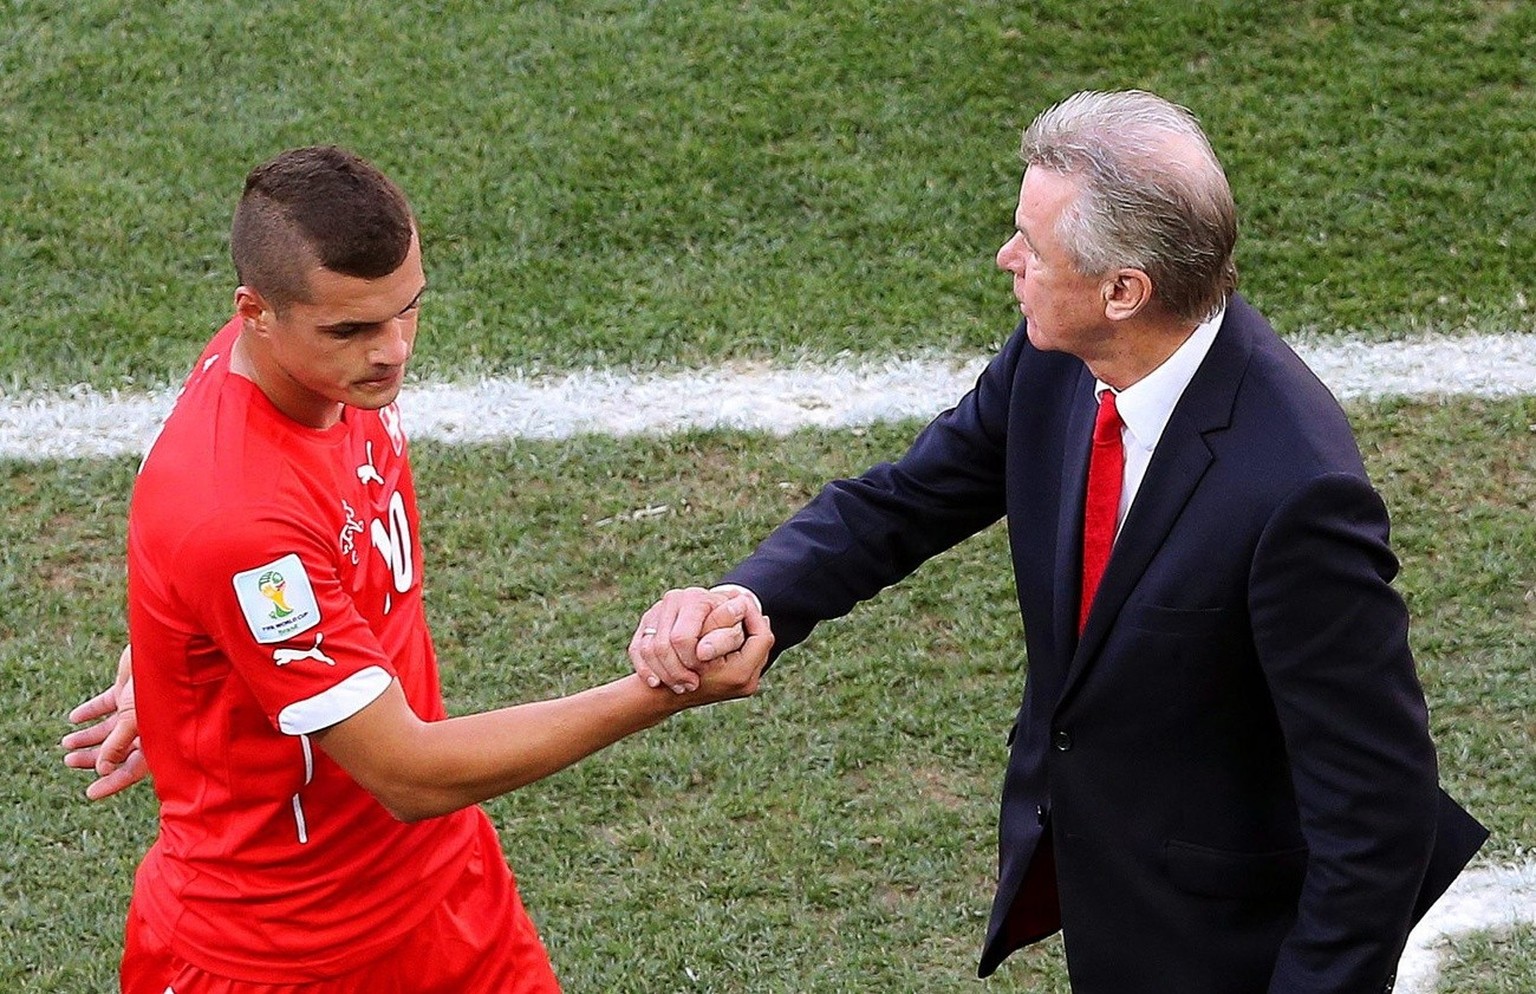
66 595 764 807
319 594 771 822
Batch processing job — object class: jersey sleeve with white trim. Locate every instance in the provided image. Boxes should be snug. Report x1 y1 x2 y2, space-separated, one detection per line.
171 505 397 735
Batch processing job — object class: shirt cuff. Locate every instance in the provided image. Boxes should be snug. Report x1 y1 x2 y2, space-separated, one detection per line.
710 583 762 613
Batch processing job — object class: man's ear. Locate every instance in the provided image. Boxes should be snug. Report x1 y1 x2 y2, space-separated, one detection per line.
1103 268 1153 322
234 286 272 330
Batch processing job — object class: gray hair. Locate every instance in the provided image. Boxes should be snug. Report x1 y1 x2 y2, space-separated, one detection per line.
1020 90 1237 322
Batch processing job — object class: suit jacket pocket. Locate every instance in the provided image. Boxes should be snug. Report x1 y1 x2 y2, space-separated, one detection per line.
1123 602 1230 636
1163 838 1308 899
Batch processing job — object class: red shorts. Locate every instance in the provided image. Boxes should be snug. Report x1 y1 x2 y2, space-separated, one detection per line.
121 832 561 994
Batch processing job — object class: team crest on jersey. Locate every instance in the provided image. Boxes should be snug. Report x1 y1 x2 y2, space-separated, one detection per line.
233 554 322 644
379 403 405 456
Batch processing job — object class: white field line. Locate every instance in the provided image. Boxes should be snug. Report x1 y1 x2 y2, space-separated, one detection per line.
1399 862 1536 994
4 334 1535 990
3 333 1535 462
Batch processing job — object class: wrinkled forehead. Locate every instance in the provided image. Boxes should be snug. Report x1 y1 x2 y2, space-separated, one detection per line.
1016 166 1083 229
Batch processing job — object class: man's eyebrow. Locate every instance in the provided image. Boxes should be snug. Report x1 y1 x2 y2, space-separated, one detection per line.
317 286 427 334
317 318 368 335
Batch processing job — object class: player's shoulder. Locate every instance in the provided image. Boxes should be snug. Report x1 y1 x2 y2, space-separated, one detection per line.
135 403 324 566
141 383 295 502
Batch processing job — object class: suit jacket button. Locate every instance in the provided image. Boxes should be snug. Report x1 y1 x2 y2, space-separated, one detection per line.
1052 730 1072 752
1036 804 1048 825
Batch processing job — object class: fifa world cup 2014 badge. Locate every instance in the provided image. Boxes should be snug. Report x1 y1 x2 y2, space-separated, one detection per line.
258 570 294 618
234 554 322 644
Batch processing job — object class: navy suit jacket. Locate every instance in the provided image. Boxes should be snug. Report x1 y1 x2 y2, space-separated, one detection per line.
724 296 1485 994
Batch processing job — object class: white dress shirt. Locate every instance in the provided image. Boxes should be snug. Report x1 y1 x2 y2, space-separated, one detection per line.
1095 304 1227 539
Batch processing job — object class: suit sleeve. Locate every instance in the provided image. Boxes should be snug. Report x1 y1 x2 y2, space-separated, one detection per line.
1250 472 1439 993
723 325 1029 654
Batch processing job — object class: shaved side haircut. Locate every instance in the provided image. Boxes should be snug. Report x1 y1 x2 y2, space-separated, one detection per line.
230 146 414 311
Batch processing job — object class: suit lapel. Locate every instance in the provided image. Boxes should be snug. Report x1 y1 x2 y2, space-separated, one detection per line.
1060 304 1255 698
1067 414 1214 673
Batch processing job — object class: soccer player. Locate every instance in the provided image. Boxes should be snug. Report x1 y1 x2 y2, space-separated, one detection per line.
64 145 771 993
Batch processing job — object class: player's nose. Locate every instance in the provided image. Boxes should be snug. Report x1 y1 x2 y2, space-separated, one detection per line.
373 318 412 365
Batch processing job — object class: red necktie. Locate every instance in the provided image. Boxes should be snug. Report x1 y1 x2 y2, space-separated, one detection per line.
1080 390 1123 633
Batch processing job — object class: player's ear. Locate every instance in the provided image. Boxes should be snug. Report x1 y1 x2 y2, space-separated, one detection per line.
234 286 274 332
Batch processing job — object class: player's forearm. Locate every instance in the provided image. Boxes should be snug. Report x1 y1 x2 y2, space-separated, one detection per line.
326 676 687 822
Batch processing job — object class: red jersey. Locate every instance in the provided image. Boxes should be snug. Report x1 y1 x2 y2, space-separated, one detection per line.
127 318 488 981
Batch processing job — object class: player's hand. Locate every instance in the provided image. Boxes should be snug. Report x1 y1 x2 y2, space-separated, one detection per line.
629 587 754 694
689 599 774 704
61 645 148 800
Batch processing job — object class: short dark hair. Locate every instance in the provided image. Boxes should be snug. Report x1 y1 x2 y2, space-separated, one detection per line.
230 146 414 311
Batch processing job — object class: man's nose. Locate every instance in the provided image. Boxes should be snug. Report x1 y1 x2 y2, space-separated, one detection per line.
997 233 1024 271
374 318 412 364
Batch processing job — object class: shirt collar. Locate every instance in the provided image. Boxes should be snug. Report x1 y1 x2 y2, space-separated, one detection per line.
1095 303 1226 454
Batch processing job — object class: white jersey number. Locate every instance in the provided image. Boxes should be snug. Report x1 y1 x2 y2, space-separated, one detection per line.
370 490 414 594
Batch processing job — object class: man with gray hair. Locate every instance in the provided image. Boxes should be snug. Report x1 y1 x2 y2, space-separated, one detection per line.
631 90 1485 993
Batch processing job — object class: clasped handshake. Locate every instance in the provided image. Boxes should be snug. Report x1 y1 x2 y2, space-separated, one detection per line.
629 585 771 695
